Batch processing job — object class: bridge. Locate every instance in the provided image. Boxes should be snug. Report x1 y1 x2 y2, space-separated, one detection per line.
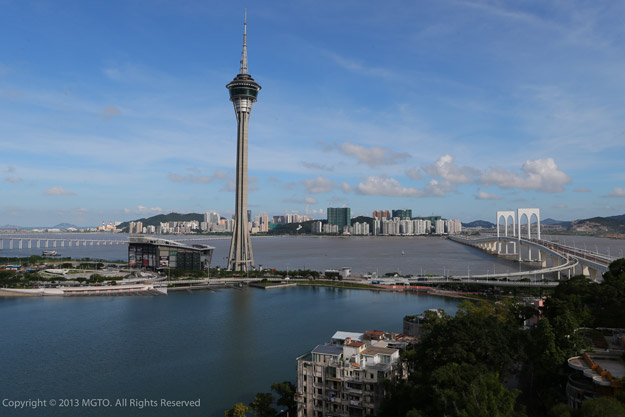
0 235 228 252
450 208 617 282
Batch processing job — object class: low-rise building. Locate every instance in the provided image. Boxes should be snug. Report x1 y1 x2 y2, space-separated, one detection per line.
128 236 214 271
296 330 411 417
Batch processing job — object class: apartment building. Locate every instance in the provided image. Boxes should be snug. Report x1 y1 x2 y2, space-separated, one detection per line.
296 330 411 417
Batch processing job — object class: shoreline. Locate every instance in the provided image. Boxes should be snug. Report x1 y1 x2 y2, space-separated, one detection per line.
1 281 482 301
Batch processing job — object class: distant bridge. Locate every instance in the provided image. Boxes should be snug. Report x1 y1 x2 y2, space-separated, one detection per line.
0 235 229 253
450 208 617 282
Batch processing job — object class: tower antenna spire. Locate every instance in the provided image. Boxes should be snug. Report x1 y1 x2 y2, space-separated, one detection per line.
240 9 248 74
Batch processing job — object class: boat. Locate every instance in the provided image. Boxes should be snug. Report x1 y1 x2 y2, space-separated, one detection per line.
42 250 61 257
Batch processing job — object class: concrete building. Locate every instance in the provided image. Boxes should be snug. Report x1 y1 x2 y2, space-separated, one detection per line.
327 207 351 230
296 330 411 417
434 219 445 235
392 209 412 220
372 210 390 221
129 221 143 234
226 15 261 272
351 222 370 236
444 219 462 235
323 223 339 234
566 328 624 409
311 221 323 234
128 236 214 271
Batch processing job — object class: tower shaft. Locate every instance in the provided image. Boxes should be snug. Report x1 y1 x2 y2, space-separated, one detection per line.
227 102 254 271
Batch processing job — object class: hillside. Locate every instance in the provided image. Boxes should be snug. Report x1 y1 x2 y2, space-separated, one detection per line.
117 212 204 232
570 215 625 234
267 220 317 235
462 220 495 228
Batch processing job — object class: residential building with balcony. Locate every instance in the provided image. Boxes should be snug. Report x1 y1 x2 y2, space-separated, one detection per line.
296 330 409 417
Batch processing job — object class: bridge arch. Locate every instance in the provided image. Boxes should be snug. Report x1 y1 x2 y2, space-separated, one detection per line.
496 211 516 238
517 208 541 240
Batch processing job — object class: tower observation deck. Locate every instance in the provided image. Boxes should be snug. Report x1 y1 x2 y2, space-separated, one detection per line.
226 13 261 272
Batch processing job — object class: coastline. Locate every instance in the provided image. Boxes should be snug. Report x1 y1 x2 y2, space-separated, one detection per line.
1 281 482 301
0 289 42 297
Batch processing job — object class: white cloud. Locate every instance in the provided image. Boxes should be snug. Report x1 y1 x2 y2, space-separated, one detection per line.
325 51 396 79
341 182 352 193
302 176 334 194
481 158 571 192
5 176 23 183
301 161 334 171
338 142 411 167
406 168 423 180
45 186 75 196
574 187 591 193
423 179 455 197
605 187 625 197
123 206 164 215
168 170 229 184
283 197 318 205
475 189 502 200
355 176 423 197
422 154 478 185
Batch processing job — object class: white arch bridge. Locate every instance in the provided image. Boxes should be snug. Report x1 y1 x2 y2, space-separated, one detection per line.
450 208 617 282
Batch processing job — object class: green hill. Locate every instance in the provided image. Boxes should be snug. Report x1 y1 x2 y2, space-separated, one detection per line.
118 212 204 232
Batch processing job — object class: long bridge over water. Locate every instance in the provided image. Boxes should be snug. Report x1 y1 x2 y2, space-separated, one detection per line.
450 208 616 282
0 235 228 251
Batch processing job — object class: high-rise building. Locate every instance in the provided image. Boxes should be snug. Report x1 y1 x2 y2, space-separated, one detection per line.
327 207 351 229
372 210 390 221
392 209 412 219
226 14 261 272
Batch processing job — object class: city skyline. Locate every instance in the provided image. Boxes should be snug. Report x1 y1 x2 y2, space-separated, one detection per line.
2 1 625 226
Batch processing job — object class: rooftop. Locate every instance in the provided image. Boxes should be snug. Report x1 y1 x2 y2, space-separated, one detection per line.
129 236 214 251
331 331 364 342
312 345 343 356
362 346 397 356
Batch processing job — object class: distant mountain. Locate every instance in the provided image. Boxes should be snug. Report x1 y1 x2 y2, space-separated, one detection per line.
117 212 204 232
570 215 625 234
0 224 22 230
52 223 78 229
462 220 495 228
542 218 572 228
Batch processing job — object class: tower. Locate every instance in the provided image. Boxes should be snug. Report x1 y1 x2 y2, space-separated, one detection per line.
227 13 261 272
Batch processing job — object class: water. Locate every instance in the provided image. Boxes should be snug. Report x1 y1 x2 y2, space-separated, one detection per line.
0 234 585 275
0 287 459 417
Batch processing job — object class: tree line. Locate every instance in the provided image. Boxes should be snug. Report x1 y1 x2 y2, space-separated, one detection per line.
379 259 625 417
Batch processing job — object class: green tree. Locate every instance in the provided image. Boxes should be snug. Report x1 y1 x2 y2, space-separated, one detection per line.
428 363 524 417
248 392 276 417
593 259 625 327
548 403 573 417
270 381 296 409
224 402 249 417
530 318 567 373
578 396 625 417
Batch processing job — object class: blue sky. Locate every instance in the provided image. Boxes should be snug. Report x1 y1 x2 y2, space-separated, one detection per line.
2 0 625 226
